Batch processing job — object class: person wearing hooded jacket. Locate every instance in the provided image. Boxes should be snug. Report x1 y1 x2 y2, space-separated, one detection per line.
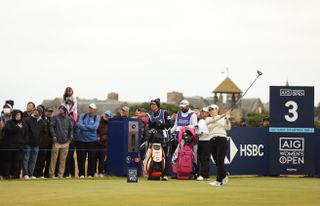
1 109 28 179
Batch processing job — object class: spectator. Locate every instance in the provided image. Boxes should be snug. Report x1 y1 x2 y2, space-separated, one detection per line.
34 106 51 178
120 106 129 118
22 102 35 121
49 104 73 178
1 103 13 123
64 106 78 178
240 118 247 127
262 117 270 128
95 110 112 177
43 107 54 178
63 87 78 122
0 101 14 179
23 106 47 179
197 107 211 181
77 103 100 178
1 110 27 179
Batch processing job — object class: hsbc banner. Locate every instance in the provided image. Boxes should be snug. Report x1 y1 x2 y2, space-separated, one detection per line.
207 127 318 176
209 127 269 175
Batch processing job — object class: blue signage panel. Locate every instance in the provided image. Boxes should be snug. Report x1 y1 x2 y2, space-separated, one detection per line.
270 86 314 128
316 130 320 176
107 118 141 177
269 86 315 175
268 134 315 175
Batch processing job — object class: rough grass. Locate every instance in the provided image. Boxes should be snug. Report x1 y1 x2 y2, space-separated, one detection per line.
0 176 319 206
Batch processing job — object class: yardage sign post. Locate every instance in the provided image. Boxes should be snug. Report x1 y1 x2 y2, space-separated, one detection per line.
269 86 315 175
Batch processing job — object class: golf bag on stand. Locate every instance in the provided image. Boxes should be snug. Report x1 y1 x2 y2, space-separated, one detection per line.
143 127 166 180
172 127 198 180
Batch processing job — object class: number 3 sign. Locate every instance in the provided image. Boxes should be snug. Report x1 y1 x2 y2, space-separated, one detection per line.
270 86 314 131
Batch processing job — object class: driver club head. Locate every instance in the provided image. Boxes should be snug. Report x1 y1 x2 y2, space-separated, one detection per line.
257 70 263 76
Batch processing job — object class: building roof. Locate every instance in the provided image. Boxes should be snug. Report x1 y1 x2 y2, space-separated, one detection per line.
241 98 264 116
213 77 242 94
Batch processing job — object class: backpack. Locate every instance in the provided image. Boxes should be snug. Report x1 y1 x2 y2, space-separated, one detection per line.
82 114 97 124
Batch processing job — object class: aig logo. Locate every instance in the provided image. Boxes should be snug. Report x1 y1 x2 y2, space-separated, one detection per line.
280 138 304 151
280 89 305 97
279 137 305 165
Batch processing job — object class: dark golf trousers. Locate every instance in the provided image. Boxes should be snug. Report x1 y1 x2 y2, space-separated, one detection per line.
77 141 97 177
198 140 211 178
210 137 228 182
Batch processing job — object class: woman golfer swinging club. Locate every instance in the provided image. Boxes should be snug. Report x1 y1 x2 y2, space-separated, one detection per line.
206 104 231 186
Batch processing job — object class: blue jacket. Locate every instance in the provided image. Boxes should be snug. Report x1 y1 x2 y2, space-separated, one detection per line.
78 113 100 142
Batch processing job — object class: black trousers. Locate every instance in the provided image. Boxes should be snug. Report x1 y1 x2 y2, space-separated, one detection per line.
95 144 107 174
198 141 211 178
64 142 75 177
43 145 52 178
2 148 24 179
34 149 48 177
76 141 97 177
210 137 228 182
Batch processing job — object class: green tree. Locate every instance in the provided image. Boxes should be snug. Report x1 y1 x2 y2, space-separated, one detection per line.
247 112 269 127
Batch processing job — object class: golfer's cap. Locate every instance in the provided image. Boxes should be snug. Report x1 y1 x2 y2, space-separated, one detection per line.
89 103 97 110
179 100 189 107
208 104 219 110
201 107 209 112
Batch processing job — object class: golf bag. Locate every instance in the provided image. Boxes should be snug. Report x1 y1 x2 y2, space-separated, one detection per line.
172 127 198 180
143 128 166 180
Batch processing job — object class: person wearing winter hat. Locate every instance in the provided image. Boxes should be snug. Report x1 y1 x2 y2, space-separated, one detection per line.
0 103 14 178
77 103 100 178
23 106 47 179
1 109 28 179
49 104 73 178
95 110 112 177
148 98 172 181
1 103 13 124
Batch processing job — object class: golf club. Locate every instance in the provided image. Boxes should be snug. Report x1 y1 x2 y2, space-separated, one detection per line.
231 70 263 111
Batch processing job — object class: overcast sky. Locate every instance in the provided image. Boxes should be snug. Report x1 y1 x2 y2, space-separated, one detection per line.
0 0 319 110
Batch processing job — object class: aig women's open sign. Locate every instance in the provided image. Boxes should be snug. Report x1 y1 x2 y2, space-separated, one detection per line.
269 86 315 175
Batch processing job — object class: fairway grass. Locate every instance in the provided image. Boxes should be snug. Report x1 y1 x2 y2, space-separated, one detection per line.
0 176 319 206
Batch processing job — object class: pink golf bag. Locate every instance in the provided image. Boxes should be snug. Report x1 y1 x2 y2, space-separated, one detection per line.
172 127 198 180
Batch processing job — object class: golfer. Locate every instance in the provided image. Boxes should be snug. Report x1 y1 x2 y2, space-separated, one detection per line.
206 104 231 186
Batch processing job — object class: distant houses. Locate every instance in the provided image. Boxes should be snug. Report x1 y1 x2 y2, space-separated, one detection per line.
42 78 267 123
